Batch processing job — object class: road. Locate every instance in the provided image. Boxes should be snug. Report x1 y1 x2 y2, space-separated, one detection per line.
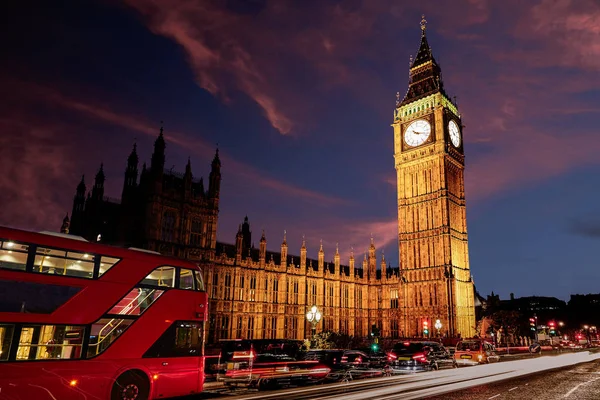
427 358 600 400
196 351 600 400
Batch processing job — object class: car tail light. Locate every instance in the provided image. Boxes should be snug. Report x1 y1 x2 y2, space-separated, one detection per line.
412 353 427 362
310 365 331 379
388 352 397 361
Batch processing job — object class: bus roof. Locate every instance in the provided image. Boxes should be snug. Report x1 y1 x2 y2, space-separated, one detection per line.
0 225 199 269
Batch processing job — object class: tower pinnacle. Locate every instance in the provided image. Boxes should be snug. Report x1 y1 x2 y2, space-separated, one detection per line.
421 14 427 36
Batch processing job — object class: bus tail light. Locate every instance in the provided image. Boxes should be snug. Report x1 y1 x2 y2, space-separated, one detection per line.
69 380 78 387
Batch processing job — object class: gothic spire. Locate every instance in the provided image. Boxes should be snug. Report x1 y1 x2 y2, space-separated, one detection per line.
398 15 446 107
76 175 86 194
95 163 105 185
151 122 166 172
128 143 138 166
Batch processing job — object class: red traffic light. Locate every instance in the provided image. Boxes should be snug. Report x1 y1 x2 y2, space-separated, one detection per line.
549 321 555 327
529 318 535 323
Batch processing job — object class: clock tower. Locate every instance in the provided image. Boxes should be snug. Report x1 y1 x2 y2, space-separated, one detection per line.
392 16 475 338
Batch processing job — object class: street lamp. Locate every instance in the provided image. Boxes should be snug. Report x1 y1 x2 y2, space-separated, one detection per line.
434 319 442 336
306 305 322 339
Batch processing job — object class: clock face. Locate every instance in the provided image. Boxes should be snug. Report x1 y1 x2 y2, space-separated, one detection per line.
448 120 461 147
404 120 431 147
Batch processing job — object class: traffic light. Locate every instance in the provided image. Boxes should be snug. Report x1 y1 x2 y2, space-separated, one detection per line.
529 318 536 331
549 321 556 336
423 320 429 336
371 342 379 352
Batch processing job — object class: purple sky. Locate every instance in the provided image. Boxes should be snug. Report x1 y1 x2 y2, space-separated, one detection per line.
2 0 600 300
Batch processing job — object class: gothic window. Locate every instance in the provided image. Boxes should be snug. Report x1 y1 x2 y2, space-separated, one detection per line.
264 279 269 302
355 288 363 309
430 291 433 306
211 273 218 299
236 317 243 339
434 284 438 305
342 286 349 308
190 219 203 247
328 284 334 307
391 289 399 309
249 277 256 302
309 283 317 306
161 211 176 242
272 280 279 304
224 274 231 300
221 316 229 339
247 317 255 340
238 276 245 301
271 317 277 339
262 317 267 339
391 320 399 339
293 281 299 305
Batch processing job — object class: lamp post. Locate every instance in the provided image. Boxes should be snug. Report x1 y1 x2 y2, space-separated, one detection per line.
306 305 322 340
434 319 442 337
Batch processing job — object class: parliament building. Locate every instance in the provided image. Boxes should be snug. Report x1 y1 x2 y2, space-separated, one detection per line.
65 17 476 343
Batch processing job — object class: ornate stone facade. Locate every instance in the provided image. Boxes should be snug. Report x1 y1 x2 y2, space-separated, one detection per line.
203 217 413 343
391 17 476 337
67 126 221 264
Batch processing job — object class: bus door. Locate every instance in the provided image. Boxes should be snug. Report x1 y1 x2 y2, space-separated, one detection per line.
144 321 203 397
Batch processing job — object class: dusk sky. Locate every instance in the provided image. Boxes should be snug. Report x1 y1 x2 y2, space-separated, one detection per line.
2 0 599 301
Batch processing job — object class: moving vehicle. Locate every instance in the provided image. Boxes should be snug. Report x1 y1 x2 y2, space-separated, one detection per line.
454 339 500 365
303 349 385 381
387 341 457 373
0 226 208 400
217 339 330 389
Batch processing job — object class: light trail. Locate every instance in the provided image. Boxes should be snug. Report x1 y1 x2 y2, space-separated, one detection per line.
227 351 600 400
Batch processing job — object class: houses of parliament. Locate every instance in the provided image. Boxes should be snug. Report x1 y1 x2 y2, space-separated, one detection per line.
64 17 476 343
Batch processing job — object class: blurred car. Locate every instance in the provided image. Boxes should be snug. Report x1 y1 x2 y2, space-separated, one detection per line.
387 341 457 373
303 349 385 381
454 339 500 365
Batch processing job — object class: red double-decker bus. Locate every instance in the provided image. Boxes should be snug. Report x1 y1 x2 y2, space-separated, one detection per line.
0 226 208 400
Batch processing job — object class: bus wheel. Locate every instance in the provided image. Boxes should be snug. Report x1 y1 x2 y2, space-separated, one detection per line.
111 370 150 400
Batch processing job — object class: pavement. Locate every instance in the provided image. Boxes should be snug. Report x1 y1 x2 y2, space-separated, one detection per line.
428 358 600 400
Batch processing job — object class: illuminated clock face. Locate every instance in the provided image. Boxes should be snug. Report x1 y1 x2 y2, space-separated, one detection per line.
448 120 461 147
404 120 431 147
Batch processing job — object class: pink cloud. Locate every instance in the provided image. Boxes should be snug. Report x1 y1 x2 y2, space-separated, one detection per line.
11 79 347 207
0 116 75 231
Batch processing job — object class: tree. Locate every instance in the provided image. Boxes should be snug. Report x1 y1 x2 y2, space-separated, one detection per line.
488 310 524 345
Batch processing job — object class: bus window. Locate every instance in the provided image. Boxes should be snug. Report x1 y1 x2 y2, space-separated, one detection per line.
143 321 204 358
107 287 165 316
0 279 82 314
179 269 195 290
33 247 95 278
0 241 28 271
142 266 176 288
87 318 135 357
16 325 84 360
0 324 14 361
98 256 120 277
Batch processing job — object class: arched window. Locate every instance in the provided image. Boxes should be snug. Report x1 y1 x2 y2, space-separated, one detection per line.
190 219 203 247
161 211 176 242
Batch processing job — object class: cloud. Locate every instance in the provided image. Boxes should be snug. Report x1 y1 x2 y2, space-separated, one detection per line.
6 79 347 208
0 116 74 231
125 0 294 134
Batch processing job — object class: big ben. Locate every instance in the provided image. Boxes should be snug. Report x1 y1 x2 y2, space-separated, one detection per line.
392 16 475 338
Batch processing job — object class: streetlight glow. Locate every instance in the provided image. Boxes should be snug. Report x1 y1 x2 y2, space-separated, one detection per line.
306 305 322 341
